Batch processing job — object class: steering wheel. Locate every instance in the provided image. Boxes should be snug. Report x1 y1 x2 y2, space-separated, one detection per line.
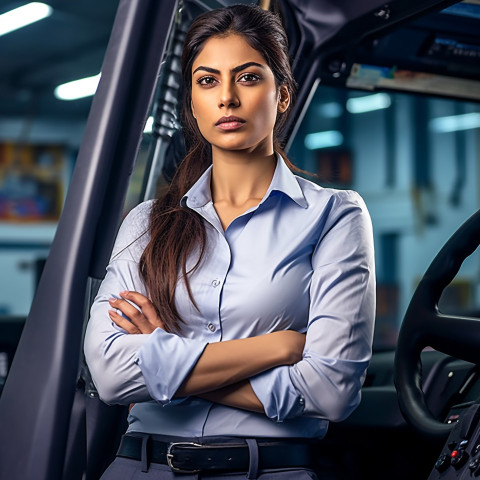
394 209 480 439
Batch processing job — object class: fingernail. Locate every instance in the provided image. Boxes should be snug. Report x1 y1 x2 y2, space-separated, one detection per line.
109 298 117 304
120 291 129 297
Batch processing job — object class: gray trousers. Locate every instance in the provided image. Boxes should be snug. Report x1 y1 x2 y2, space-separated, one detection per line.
100 437 319 480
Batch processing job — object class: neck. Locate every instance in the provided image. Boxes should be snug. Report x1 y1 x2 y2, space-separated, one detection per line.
210 148 277 207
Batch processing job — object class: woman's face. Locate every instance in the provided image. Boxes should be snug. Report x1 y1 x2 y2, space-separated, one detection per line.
190 34 289 157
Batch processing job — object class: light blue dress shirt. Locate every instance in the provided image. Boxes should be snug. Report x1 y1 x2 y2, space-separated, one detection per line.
84 154 375 439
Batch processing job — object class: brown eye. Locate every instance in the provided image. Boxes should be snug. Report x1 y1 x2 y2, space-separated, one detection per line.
197 76 217 86
238 73 260 84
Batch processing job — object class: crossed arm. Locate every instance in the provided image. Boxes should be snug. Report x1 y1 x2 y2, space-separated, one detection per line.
108 291 306 413
86 192 375 421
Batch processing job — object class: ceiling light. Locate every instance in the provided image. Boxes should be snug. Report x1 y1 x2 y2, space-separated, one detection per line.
317 102 343 119
54 74 101 101
304 131 344 150
346 93 391 114
0 2 52 37
430 112 480 133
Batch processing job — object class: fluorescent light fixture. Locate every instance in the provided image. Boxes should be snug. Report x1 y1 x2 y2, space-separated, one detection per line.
54 73 101 101
317 102 343 119
304 130 344 150
144 116 154 134
0 2 52 37
430 112 480 133
346 93 391 114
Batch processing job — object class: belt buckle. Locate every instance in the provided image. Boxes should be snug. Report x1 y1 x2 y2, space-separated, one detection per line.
167 441 203 473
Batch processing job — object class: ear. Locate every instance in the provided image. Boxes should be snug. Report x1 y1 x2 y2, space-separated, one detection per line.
191 99 196 119
277 85 290 114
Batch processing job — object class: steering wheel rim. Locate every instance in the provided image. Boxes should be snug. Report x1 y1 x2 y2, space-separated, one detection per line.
394 209 480 439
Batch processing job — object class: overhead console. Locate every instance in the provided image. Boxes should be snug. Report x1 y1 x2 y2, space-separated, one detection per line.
318 1 480 101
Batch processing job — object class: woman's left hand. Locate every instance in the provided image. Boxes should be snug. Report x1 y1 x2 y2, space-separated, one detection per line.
108 291 165 334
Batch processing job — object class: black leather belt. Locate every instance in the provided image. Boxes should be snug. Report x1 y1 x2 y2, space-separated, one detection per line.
117 434 316 473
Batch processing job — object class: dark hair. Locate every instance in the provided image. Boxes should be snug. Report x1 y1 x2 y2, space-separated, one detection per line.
139 4 298 332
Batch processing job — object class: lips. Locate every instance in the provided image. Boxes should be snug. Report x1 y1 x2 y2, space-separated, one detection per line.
215 115 246 130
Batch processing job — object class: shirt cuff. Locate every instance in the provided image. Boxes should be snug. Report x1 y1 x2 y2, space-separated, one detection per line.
136 328 208 405
250 366 305 422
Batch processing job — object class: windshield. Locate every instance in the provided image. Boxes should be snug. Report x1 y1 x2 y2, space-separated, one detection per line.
288 85 480 350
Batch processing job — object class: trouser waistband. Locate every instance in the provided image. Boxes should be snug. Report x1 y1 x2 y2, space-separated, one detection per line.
117 434 317 476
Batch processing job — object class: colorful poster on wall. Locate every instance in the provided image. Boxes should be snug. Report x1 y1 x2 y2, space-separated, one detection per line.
0 143 66 222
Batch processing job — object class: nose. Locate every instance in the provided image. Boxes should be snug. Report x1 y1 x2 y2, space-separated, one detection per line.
218 81 239 109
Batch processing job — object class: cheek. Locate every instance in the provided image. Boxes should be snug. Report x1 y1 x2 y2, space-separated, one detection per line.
254 90 279 125
191 93 210 125
190 101 203 131
190 97 213 140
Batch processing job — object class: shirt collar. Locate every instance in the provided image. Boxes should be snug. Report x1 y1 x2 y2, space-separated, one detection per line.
181 153 308 209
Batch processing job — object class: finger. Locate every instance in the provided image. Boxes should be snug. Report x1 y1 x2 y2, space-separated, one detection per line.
109 298 152 332
108 309 141 334
109 298 140 320
120 291 157 318
120 291 165 330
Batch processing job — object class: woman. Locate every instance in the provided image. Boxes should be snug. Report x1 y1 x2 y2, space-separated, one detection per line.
84 4 375 479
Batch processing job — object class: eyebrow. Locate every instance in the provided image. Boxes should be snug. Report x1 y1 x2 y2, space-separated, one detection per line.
192 61 266 76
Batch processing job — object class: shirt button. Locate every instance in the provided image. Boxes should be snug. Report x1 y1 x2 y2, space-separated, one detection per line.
207 323 216 332
299 397 305 405
211 279 221 287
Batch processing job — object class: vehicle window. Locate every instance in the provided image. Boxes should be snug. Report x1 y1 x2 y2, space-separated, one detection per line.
0 3 118 316
0 2 119 393
288 85 480 350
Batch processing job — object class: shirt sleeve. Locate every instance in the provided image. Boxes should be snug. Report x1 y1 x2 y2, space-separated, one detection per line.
250 190 375 422
136 329 208 405
84 202 153 405
84 200 209 407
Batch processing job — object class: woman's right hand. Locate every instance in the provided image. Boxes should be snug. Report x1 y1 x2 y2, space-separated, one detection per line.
270 330 306 365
